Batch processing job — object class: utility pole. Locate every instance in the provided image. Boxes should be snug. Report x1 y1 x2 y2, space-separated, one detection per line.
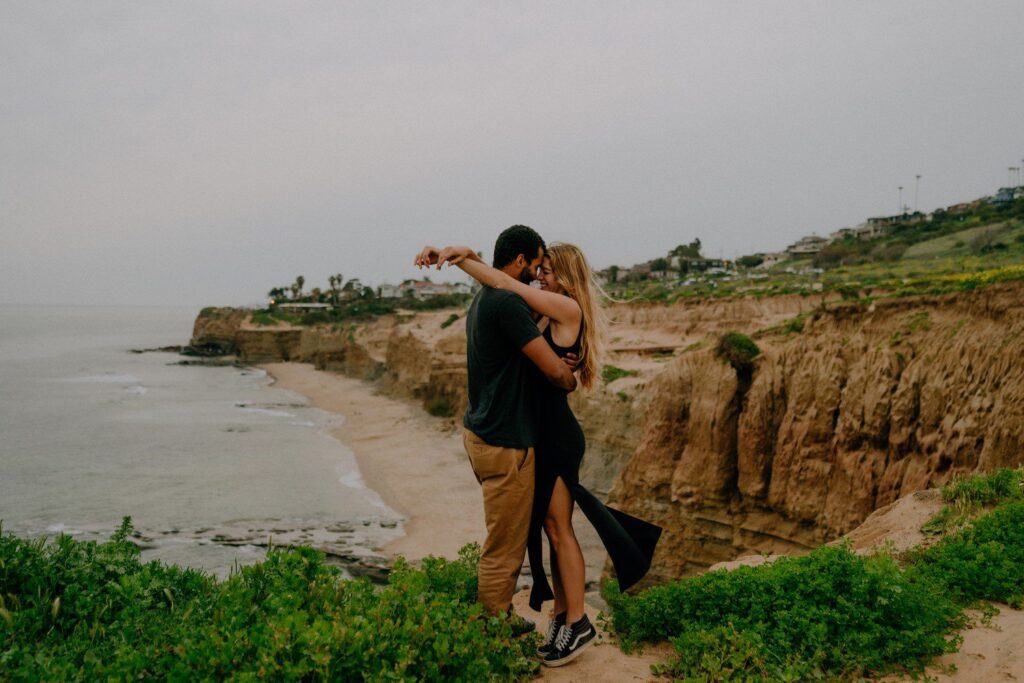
898 186 903 215
914 175 921 212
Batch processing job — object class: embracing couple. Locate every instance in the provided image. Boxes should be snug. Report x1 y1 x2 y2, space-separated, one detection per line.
415 225 661 668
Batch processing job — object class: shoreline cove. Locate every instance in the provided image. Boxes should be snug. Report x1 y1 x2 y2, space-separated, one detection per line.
258 362 487 563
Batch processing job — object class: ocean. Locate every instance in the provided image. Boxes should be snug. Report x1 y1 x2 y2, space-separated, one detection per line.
0 304 401 579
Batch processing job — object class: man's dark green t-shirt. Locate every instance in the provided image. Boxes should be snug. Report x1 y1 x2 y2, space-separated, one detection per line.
463 287 542 448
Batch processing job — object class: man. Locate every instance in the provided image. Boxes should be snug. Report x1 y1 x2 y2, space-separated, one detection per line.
415 225 576 625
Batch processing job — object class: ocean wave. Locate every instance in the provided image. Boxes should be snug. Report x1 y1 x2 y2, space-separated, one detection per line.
338 469 366 490
62 373 139 384
235 406 296 418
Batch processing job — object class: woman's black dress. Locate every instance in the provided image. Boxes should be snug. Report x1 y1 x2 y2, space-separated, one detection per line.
526 322 662 611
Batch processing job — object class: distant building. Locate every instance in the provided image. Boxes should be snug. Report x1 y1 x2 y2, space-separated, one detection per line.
276 303 332 311
946 200 984 214
404 280 473 299
786 235 828 256
854 221 888 241
756 252 787 269
829 227 856 241
993 187 1023 204
378 284 402 299
679 257 729 272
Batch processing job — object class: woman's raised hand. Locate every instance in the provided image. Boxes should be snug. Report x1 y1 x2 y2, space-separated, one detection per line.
414 245 440 268
434 246 475 269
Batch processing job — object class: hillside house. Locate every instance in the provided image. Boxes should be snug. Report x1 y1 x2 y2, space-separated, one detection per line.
993 187 1023 204
276 302 332 311
378 284 402 299
405 281 473 299
786 235 828 256
854 221 889 240
756 252 787 268
679 257 729 272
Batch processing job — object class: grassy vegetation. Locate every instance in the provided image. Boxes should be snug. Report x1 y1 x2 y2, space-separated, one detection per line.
440 313 461 329
922 466 1024 535
909 502 1024 609
604 467 1024 680
424 394 456 418
601 365 638 385
248 294 474 327
716 332 761 372
0 519 536 681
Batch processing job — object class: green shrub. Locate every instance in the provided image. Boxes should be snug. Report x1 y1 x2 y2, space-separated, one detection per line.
782 315 805 334
440 313 460 329
909 502 1024 608
251 309 279 326
0 520 534 681
942 467 1024 507
603 544 962 680
601 365 638 384
425 395 455 418
716 332 761 372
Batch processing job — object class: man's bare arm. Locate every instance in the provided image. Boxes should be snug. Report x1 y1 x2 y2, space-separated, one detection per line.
521 337 577 392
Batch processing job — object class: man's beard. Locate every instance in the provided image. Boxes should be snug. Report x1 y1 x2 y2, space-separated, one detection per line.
516 266 534 284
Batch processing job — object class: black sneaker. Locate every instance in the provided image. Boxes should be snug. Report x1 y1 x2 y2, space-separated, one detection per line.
536 611 566 658
542 614 595 667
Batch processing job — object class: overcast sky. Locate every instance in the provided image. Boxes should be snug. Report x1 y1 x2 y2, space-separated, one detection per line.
2 1 1022 306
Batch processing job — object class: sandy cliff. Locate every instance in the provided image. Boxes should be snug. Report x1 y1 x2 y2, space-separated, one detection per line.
191 283 1024 582
609 282 1024 584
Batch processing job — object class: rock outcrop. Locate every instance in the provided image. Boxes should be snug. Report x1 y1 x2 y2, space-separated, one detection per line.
608 282 1024 584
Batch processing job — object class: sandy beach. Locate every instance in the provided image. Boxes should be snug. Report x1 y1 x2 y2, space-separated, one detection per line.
260 362 485 562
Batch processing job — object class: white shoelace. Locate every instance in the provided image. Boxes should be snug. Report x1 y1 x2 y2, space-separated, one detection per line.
543 619 561 647
553 623 573 652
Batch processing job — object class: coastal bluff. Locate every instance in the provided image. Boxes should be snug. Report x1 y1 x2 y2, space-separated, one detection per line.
190 282 1024 584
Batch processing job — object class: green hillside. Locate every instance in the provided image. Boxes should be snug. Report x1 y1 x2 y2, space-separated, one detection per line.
606 195 1024 302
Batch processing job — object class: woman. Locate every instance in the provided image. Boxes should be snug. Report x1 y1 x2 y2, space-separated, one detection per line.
431 243 661 667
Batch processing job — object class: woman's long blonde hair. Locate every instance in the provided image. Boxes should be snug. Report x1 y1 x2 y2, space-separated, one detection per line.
546 242 609 390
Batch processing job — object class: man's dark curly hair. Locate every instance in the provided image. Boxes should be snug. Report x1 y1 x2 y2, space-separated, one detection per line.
492 225 546 268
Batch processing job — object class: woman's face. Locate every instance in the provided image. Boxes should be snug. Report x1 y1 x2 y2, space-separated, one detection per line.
537 256 564 295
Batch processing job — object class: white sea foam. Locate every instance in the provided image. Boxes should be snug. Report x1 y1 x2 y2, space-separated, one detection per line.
289 420 316 427
124 385 148 395
339 469 366 490
63 373 139 384
236 406 295 418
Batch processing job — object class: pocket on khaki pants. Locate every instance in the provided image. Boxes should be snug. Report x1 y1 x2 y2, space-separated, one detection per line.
463 429 528 482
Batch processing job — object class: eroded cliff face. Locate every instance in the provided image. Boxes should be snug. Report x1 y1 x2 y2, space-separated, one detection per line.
191 284 1023 583
608 282 1024 584
189 296 823 495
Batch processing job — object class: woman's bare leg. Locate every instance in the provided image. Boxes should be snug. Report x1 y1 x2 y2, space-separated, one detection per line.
543 477 585 623
550 545 564 615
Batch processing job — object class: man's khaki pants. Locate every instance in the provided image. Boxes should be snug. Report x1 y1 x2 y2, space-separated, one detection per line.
462 428 535 616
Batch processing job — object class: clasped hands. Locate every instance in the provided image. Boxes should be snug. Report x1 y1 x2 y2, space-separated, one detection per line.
413 245 474 270
411 244 579 372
